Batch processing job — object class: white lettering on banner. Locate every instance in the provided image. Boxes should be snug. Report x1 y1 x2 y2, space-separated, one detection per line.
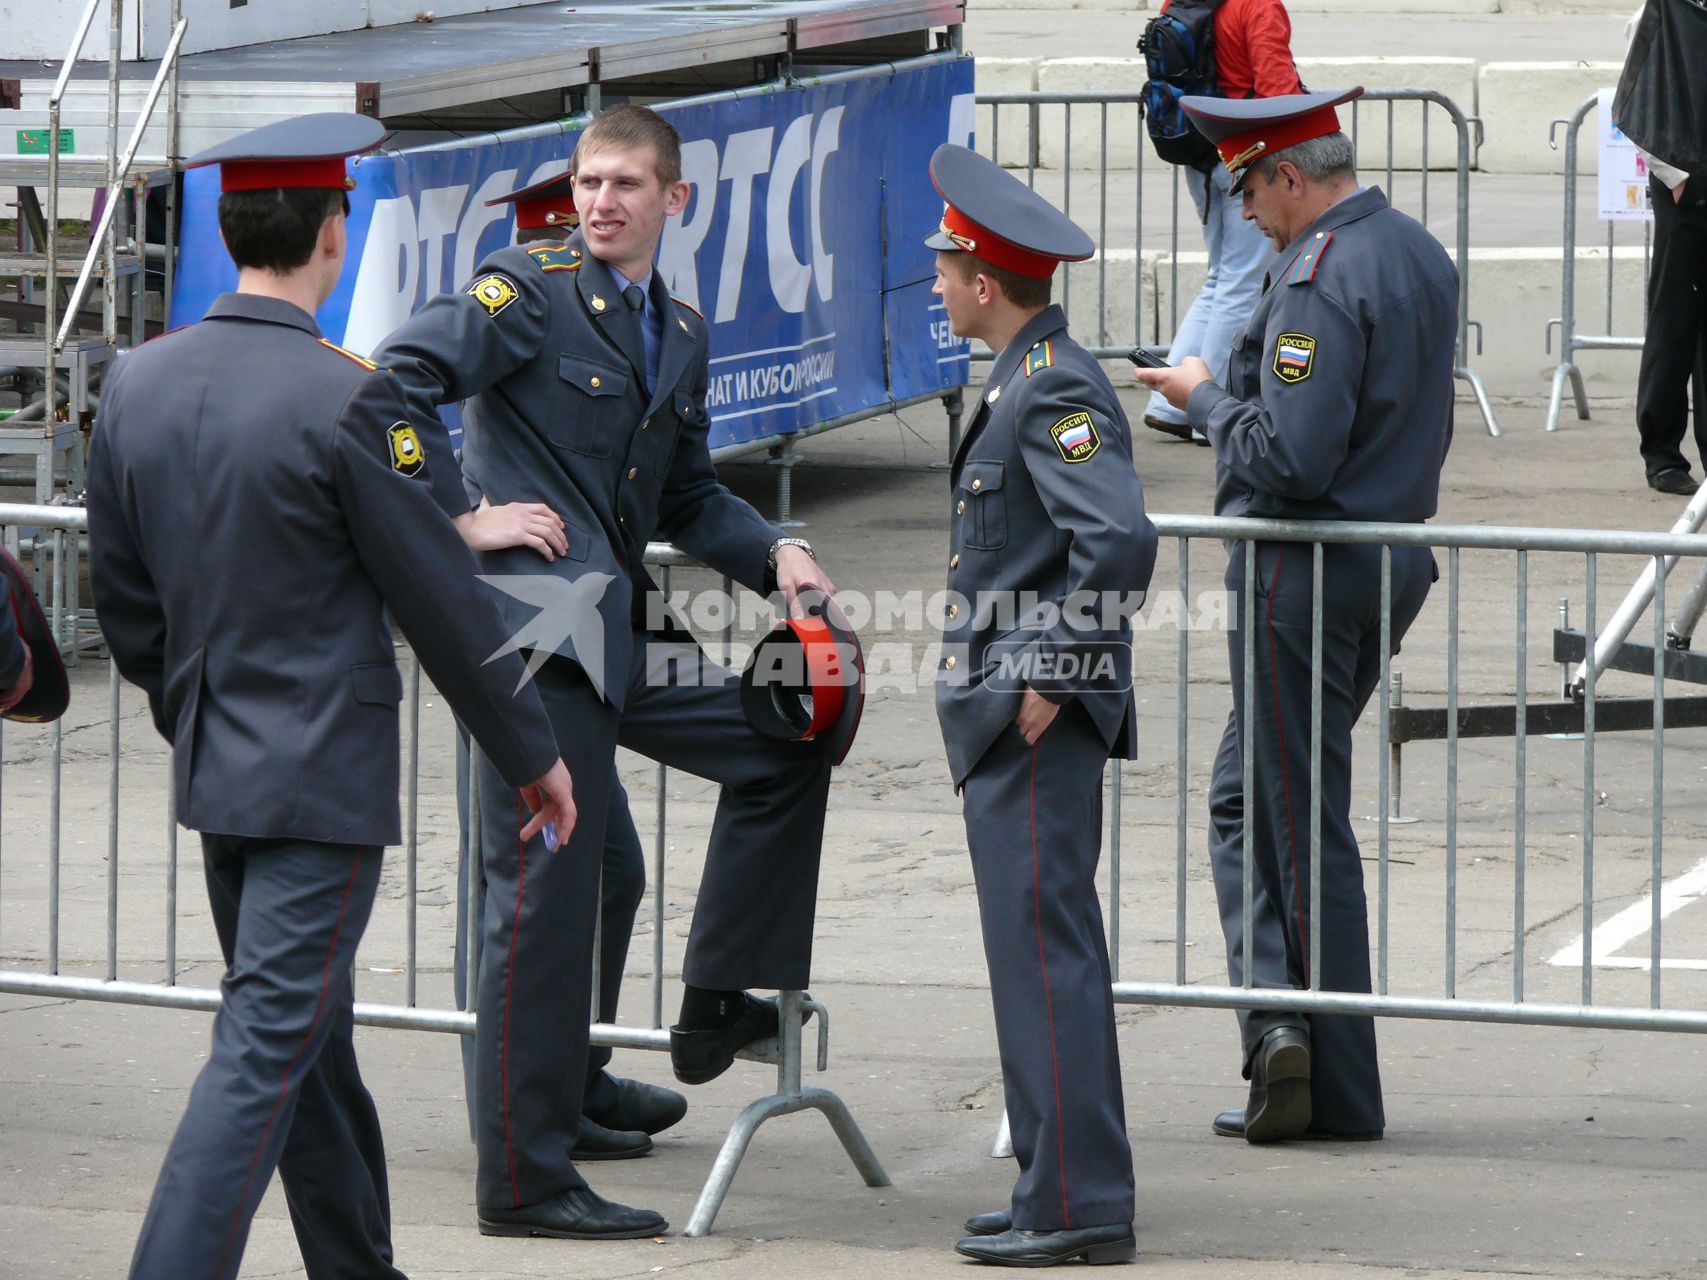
418 184 469 314
713 128 775 323
704 347 837 410
340 106 853 354
657 138 720 311
809 107 843 303
345 195 421 357
455 167 523 286
766 113 814 313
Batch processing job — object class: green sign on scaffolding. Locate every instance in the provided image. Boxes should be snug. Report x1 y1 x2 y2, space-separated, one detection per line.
16 129 75 155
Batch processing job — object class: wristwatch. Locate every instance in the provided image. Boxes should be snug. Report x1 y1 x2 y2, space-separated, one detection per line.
767 537 816 572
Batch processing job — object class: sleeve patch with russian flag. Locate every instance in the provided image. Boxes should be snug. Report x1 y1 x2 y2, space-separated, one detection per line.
1272 333 1317 383
1048 409 1101 463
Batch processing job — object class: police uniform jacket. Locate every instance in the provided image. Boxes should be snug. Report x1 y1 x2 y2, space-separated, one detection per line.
374 231 785 705
87 294 560 846
1186 187 1458 522
937 305 1159 787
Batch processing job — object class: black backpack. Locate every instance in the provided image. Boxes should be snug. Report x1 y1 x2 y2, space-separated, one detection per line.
1140 0 1226 171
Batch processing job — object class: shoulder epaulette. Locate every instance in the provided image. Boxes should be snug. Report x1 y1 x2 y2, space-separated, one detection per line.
670 292 703 321
317 337 377 370
526 243 583 273
1287 230 1333 286
1023 340 1056 378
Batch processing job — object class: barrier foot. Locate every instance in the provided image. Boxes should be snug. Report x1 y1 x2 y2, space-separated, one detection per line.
682 990 889 1238
1457 365 1500 438
1544 362 1590 433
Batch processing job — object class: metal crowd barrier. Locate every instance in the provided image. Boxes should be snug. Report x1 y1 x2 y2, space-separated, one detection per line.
973 88 1500 436
0 505 886 1238
8 501 1707 1237
1544 93 1650 434
1107 512 1707 1034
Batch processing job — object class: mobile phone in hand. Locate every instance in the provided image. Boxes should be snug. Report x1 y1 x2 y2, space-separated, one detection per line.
1127 348 1169 370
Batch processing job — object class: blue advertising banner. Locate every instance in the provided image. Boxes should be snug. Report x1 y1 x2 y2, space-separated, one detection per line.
170 57 975 452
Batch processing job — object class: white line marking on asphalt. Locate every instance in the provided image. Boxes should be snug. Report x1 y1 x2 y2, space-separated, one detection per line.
1548 854 1707 971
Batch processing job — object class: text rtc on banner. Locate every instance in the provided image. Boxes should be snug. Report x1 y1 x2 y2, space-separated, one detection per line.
342 108 846 355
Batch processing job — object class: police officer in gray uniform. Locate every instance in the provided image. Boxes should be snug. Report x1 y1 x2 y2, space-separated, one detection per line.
374 105 839 1239
85 114 574 1280
1136 89 1456 1143
928 144 1158 1268
447 165 685 1162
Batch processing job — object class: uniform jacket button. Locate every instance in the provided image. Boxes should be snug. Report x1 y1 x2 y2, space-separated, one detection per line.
590 376 602 388
627 466 639 480
947 604 959 619
971 478 982 492
944 654 957 671
950 554 960 569
956 499 966 515
641 417 650 430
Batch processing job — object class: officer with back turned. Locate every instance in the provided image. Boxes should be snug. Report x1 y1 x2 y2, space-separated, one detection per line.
85 114 574 1280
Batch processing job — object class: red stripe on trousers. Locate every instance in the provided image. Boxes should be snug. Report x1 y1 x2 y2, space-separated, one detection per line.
502 792 527 1204
1028 740 1072 1228
214 847 363 1278
1263 546 1311 980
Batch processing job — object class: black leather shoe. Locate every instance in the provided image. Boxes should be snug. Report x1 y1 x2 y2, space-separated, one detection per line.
955 1224 1136 1266
671 993 793 1085
568 1118 652 1161
477 1187 666 1239
1214 1112 1383 1143
1242 1026 1311 1143
1649 468 1700 495
583 1075 688 1136
964 1209 1013 1237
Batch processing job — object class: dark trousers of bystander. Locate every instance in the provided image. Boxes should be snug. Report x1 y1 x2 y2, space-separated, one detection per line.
1636 171 1707 485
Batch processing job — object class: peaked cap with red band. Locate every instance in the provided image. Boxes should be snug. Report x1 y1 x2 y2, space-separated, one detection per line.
486 166 580 231
1181 87 1364 195
924 143 1094 280
184 112 387 193
740 589 864 766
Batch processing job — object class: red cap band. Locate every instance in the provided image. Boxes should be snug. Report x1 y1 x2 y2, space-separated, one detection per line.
938 204 1062 280
787 615 849 740
514 195 579 230
220 157 355 192
1216 105 1343 178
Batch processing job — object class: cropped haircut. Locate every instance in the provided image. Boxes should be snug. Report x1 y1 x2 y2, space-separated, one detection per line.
217 187 348 273
1251 131 1357 187
575 104 683 187
946 250 1053 311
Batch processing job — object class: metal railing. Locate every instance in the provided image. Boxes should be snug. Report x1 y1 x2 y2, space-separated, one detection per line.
0 507 883 1237
7 500 1707 1246
1544 93 1649 434
973 88 1499 436
1105 511 1707 1033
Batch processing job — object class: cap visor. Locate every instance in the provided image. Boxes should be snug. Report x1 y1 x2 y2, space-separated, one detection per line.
924 229 960 252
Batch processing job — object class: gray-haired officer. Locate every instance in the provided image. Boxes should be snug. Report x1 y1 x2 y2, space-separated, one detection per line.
1135 89 1456 1143
86 114 574 1280
450 164 683 1160
929 143 1158 1267
373 104 842 1240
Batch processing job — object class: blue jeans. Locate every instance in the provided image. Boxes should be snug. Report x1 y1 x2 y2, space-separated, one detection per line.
1145 161 1273 427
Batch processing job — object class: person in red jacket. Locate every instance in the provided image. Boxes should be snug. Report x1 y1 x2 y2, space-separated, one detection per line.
1143 0 1303 444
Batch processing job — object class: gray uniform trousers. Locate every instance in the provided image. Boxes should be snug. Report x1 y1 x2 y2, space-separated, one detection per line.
453 728 645 1139
129 837 405 1280
1208 540 1432 1135
961 702 1135 1232
470 635 832 1209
